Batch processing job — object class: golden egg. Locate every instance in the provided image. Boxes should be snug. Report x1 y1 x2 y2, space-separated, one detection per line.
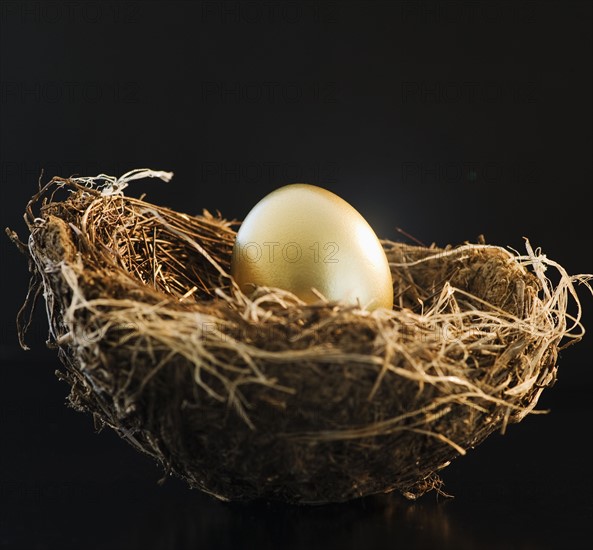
230 184 393 311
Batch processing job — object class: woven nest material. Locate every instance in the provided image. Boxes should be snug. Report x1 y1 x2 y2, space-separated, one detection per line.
8 170 591 504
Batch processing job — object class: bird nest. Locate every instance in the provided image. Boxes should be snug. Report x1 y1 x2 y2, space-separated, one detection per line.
7 169 590 504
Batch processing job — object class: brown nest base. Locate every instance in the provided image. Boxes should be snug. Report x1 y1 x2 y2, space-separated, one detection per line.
7 170 590 504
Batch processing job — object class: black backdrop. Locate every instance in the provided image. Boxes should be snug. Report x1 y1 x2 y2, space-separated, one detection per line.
1 1 592 549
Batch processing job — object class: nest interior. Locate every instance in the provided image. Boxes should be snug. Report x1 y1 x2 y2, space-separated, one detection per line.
7 172 589 504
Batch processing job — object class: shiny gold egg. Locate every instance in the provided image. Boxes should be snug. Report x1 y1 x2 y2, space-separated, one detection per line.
230 184 393 311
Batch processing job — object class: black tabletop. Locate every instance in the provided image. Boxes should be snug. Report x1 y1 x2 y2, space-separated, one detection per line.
1 353 591 549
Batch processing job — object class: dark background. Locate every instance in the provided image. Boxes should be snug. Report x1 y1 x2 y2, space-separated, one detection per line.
1 1 592 548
